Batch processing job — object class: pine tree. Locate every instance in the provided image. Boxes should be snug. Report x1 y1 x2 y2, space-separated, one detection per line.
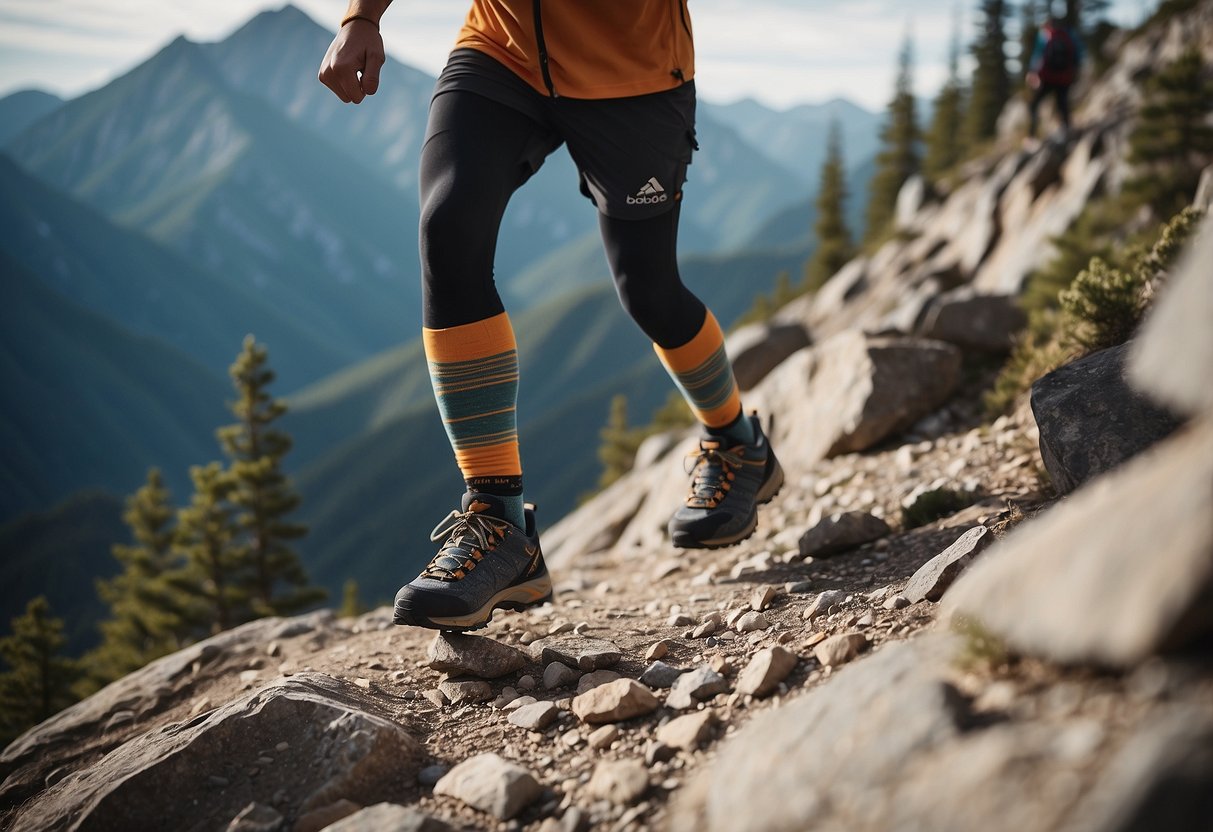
84 469 187 690
218 336 323 617
924 16 969 182
806 121 854 287
966 0 1012 146
865 36 920 243
0 597 81 745
1019 0 1039 83
172 462 247 635
1125 49 1213 219
597 395 644 490
1066 0 1111 31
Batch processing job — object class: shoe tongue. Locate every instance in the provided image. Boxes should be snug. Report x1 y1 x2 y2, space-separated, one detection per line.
462 491 507 520
700 438 722 451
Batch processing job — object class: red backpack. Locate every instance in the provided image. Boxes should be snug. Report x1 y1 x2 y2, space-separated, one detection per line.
1040 25 1077 85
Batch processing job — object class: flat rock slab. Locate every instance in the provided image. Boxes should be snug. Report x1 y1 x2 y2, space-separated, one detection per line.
945 416 1213 668
571 679 659 724
433 753 542 820
426 633 528 679
1032 342 1182 495
799 511 892 558
529 636 622 671
7 674 421 832
903 526 993 603
325 802 454 832
670 637 966 832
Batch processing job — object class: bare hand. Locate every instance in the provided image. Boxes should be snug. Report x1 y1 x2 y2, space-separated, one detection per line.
318 21 385 104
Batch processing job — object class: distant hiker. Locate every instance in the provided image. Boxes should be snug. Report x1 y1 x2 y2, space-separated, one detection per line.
1026 13 1084 139
319 1 784 631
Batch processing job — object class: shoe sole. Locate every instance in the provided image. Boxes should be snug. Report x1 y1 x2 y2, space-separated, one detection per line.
671 457 786 550
393 575 553 633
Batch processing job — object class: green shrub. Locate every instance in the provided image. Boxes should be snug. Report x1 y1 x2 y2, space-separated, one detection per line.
987 207 1203 415
1058 257 1144 354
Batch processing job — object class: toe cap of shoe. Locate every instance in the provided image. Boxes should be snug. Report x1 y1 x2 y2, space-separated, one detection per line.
394 581 470 624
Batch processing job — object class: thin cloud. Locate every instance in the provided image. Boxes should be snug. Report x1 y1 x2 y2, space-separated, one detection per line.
0 0 1150 108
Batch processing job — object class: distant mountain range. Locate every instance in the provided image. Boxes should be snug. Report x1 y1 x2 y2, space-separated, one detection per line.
0 90 62 146
1 252 229 518
0 3 882 641
5 34 423 375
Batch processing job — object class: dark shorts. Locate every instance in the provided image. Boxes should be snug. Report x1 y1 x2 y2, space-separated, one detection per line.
431 48 698 220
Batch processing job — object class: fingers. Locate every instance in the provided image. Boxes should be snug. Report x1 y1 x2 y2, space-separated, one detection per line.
317 30 384 104
361 48 385 96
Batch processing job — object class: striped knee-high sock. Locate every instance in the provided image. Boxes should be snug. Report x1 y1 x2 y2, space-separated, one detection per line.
654 310 755 446
423 312 525 528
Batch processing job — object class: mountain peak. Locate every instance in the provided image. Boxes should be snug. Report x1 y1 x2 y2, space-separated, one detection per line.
224 2 329 42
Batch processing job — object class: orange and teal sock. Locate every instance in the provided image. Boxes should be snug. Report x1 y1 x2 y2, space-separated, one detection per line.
423 312 526 529
654 310 756 447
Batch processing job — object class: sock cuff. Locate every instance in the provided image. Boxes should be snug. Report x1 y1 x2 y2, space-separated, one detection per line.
423 311 516 362
653 310 743 428
652 309 725 371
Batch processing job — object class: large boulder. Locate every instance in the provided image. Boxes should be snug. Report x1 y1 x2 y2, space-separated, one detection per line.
1066 707 1213 832
945 414 1213 668
725 321 811 390
751 331 961 470
670 637 967 832
918 288 1026 353
1032 342 1183 495
0 613 333 810
7 673 423 832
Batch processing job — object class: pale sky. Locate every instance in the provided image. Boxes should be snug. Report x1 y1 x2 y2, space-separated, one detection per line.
0 0 1149 111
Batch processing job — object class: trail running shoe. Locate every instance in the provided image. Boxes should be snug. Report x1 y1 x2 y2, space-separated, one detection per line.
394 492 552 632
668 413 784 549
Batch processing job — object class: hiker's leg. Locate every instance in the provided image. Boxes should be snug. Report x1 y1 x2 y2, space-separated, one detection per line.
419 86 558 526
1029 84 1049 137
600 207 703 348
557 81 754 446
1056 84 1072 131
599 208 754 446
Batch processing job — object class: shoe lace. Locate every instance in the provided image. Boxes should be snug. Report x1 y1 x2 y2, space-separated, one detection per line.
420 510 509 581
683 442 744 510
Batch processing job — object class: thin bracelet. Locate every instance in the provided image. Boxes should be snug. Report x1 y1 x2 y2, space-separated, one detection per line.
340 13 379 29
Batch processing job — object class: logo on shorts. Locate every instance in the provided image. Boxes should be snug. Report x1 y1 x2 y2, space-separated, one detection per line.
627 176 669 205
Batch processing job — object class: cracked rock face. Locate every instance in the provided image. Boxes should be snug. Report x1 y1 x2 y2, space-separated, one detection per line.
8 673 421 832
671 638 968 832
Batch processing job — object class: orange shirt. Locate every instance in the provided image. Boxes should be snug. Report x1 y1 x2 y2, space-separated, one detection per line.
455 1 695 99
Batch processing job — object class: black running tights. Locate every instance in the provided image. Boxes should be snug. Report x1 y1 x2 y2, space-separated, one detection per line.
418 91 706 349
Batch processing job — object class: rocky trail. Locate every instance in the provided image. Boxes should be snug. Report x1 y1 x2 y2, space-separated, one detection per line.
4 5 1213 830
0 395 1058 832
